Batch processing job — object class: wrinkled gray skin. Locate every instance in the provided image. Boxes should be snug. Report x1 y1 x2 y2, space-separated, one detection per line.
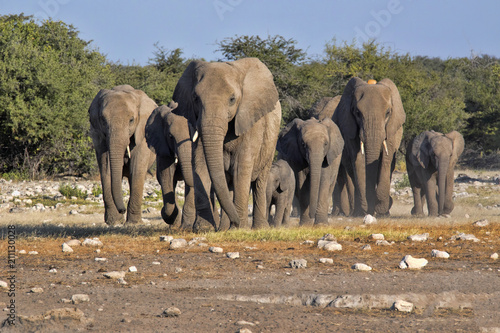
333 78 406 217
145 102 196 229
309 96 341 121
277 118 344 225
173 58 281 230
406 130 464 217
89 85 157 225
266 159 296 227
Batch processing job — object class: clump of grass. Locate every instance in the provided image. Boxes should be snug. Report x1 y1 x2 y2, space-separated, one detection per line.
59 183 87 199
92 184 103 197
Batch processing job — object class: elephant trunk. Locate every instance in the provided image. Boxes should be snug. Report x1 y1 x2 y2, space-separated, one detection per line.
201 119 240 226
437 157 450 215
363 133 384 214
177 140 194 188
109 137 127 214
308 151 323 219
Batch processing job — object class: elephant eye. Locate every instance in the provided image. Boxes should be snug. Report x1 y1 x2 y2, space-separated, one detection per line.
385 108 391 118
129 117 134 124
229 95 236 106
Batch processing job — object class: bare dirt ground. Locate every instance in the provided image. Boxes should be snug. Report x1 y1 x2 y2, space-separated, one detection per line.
0 169 499 332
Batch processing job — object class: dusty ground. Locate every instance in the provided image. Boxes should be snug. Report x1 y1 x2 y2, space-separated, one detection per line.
0 169 499 332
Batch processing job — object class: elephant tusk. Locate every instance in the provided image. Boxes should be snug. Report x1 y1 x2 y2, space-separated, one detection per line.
383 140 389 155
127 145 131 159
192 130 198 142
360 141 365 155
175 157 178 164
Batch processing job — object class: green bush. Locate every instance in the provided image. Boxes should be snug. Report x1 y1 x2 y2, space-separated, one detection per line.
59 184 87 199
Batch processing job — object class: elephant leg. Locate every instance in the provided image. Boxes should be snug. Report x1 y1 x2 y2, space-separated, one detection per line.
193 143 217 232
218 185 233 231
425 174 439 216
96 149 124 225
272 194 286 228
180 183 196 230
126 164 147 224
443 168 455 215
232 170 252 229
297 172 313 226
252 171 271 229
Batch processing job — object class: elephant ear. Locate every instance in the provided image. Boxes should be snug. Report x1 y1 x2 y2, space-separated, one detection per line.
412 131 431 169
334 77 365 140
133 89 158 145
172 60 205 127
446 131 465 165
276 118 304 166
145 105 174 157
321 118 344 165
234 58 280 136
378 78 406 138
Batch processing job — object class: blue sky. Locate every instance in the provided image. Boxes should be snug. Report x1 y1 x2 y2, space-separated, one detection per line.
1 1 499 65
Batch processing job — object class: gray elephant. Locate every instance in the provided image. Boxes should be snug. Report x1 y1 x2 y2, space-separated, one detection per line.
89 85 157 225
172 58 282 230
266 159 296 227
277 117 344 225
333 78 406 217
406 130 464 217
309 96 341 121
145 102 196 229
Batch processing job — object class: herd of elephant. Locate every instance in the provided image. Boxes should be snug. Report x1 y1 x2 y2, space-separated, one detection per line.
88 58 465 231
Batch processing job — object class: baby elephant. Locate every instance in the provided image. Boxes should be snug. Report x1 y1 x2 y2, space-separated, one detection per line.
406 130 464 217
266 159 296 227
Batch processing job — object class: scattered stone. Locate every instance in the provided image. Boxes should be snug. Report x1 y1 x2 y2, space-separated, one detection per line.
239 329 253 333
407 233 429 242
69 209 79 215
0 281 8 289
352 263 372 271
236 320 256 326
301 240 314 245
49 268 57 273
129 266 137 272
94 257 107 262
62 243 73 253
450 232 480 242
399 255 428 269
117 278 127 285
369 233 384 240
319 258 334 264
103 271 126 279
256 265 264 270
18 249 27 254
375 240 392 246
392 299 414 312
226 252 240 259
71 294 90 304
491 253 499 260
82 238 103 247
361 244 372 251
431 249 450 258
159 235 174 242
60 298 72 304
95 249 101 253
65 239 81 247
30 287 44 293
320 233 337 242
169 238 188 250
162 307 181 317
363 214 377 224
472 219 489 227
28 251 39 255
318 240 342 251
209 246 224 253
289 259 307 269
175 267 182 273
12 308 93 331
152 261 161 265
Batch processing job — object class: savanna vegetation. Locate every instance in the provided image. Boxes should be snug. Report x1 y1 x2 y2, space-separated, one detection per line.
1 14 499 179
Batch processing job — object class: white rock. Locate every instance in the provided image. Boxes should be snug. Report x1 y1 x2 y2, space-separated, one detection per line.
392 299 414 312
0 281 8 289
159 235 174 242
162 307 181 317
117 278 127 285
399 255 428 269
236 320 256 326
472 219 489 227
11 190 21 197
289 259 307 269
369 233 384 240
30 287 44 293
170 239 188 249
28 251 38 255
49 268 57 273
69 209 79 215
18 250 26 254
375 240 392 246
226 252 240 259
491 253 499 260
431 249 450 258
323 242 342 251
319 258 334 264
352 263 372 271
209 246 223 253
94 257 107 262
302 240 314 245
71 294 90 304
152 261 161 265
320 233 337 241
129 266 137 272
363 214 377 224
361 244 372 251
451 232 480 242
82 238 103 247
407 233 429 242
103 271 126 279
65 239 81 247
62 243 73 253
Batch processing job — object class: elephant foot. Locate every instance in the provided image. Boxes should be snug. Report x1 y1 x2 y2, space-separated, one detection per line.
252 218 270 230
438 214 451 218
125 216 143 225
194 216 216 233
299 219 314 227
105 212 125 226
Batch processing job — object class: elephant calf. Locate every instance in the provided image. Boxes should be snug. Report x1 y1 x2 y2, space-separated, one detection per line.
266 159 295 227
406 130 464 217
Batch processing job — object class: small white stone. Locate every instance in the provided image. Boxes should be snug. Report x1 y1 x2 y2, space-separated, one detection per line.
0 281 8 289
302 240 314 245
117 278 127 285
407 233 429 242
71 294 90 304
226 252 240 259
431 249 450 258
82 238 103 247
491 253 499 260
209 246 223 253
65 239 81 247
159 235 174 242
169 239 188 250
62 243 73 253
352 263 372 271
472 219 489 227
392 300 414 312
320 233 337 241
319 258 334 264
375 240 392 246
162 307 181 317
49 268 57 273
128 266 137 272
103 271 126 279
323 242 342 252
361 244 372 251
289 259 307 269
94 257 107 262
369 233 384 240
399 255 428 269
69 209 79 215
28 251 38 255
152 261 161 265
30 287 44 293
363 214 377 224
18 250 27 254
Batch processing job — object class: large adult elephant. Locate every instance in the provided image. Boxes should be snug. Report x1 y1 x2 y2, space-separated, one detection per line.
89 85 157 225
406 130 464 217
277 118 344 225
172 58 282 230
145 102 196 229
332 78 406 216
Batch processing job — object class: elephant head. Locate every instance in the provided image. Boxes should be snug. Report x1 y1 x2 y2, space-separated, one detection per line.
89 85 157 215
277 117 344 221
410 130 464 215
266 159 292 205
333 77 405 215
172 58 280 226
